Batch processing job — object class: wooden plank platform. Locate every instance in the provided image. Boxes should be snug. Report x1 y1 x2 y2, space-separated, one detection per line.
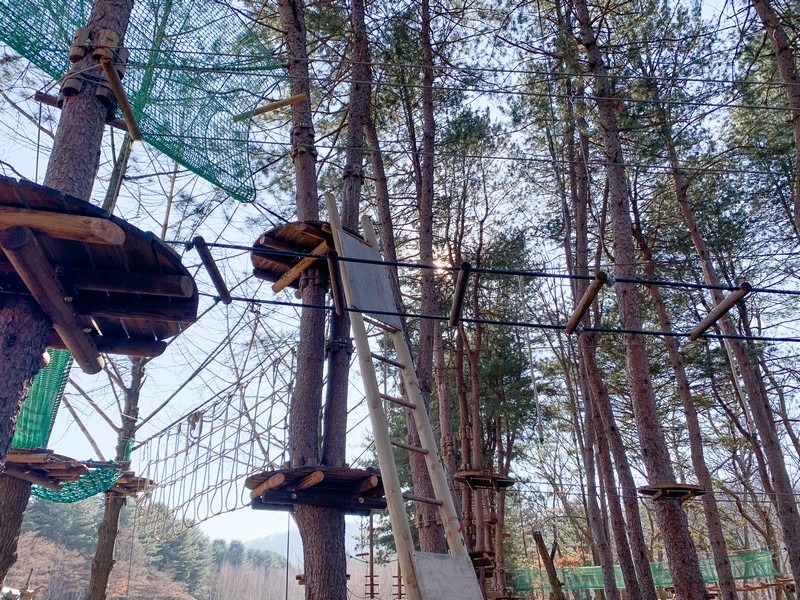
245 465 386 515
0 177 198 362
251 221 334 289
455 469 515 490
637 483 708 502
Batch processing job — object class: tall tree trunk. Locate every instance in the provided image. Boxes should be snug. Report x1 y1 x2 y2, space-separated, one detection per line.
86 357 144 600
278 1 346 598
0 475 31 584
1 0 133 582
751 0 800 238
663 117 800 590
561 75 656 600
632 205 739 600
571 1 706 596
407 0 447 553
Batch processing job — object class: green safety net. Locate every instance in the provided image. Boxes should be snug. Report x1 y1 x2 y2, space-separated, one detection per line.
0 0 285 201
12 350 73 449
32 463 121 503
508 550 778 591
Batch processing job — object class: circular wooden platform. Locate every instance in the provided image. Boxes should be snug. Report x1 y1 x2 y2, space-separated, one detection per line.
245 465 386 515
455 469 515 490
637 483 708 502
0 177 198 366
251 221 333 289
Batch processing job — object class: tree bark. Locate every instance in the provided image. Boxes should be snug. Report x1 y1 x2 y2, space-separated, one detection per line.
751 0 800 238
632 206 739 600
571 1 706 596
278 1 346 598
0 475 31 584
86 491 125 600
533 531 567 600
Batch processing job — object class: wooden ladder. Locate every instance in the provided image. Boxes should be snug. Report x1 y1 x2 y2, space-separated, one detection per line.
326 195 483 600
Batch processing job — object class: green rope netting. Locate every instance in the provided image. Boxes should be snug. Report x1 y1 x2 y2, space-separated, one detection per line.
32 464 121 503
508 550 778 591
0 0 285 201
12 349 73 449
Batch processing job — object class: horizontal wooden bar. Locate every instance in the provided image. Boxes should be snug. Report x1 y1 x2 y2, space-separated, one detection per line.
73 298 197 324
65 269 194 298
292 470 325 491
192 236 232 305
34 91 128 131
356 474 380 494
391 440 428 455
249 472 286 499
0 206 125 245
46 332 167 357
401 492 442 506
380 393 416 410
689 283 752 341
371 353 406 369
232 92 308 122
3 466 61 491
565 271 607 334
99 59 141 140
0 226 103 374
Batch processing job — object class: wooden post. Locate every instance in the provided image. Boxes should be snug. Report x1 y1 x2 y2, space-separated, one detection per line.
448 261 472 326
0 226 103 374
369 513 376 599
532 531 566 600
689 283 752 341
99 59 141 140
565 272 607 334
232 93 309 122
192 236 232 305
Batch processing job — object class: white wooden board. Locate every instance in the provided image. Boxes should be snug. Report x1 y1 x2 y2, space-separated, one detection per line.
414 552 484 600
339 230 403 331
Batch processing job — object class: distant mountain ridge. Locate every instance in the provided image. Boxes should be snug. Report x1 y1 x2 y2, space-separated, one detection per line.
245 520 363 567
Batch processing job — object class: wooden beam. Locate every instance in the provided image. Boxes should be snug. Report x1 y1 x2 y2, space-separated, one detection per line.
4 452 51 464
46 332 167 357
33 91 128 132
565 272 607 334
689 283 752 341
0 226 103 374
64 269 193 298
448 261 472 326
3 466 61 491
272 240 329 293
292 470 325 491
232 92 309 122
532 531 567 600
356 474 380 494
192 236 232 305
73 298 197 324
327 250 345 316
99 59 141 140
249 472 286 499
0 206 125 245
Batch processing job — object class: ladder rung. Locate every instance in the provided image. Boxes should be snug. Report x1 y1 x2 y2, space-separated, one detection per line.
381 393 417 410
364 315 400 332
391 440 429 454
402 492 443 506
371 353 406 369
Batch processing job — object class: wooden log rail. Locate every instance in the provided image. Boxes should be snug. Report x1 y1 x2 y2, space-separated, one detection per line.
99 58 141 140
565 271 607 334
192 236 232 305
0 206 125 245
689 283 752 341
232 93 308 123
449 261 472 326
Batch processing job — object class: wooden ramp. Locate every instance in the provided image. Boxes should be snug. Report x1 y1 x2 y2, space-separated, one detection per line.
326 194 483 600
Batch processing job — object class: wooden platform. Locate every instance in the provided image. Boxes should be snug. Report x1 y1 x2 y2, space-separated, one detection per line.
251 221 333 291
245 465 386 515
3 450 153 495
455 469 515 490
0 177 198 369
638 483 708 502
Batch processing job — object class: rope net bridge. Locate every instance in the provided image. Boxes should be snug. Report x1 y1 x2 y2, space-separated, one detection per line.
0 0 285 201
134 339 295 540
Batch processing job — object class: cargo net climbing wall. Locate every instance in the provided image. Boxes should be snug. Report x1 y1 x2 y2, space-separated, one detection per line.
0 0 284 201
135 336 296 541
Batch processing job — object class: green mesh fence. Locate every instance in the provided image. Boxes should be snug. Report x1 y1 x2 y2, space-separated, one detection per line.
32 464 121 503
11 350 73 449
0 0 285 201
508 551 778 591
